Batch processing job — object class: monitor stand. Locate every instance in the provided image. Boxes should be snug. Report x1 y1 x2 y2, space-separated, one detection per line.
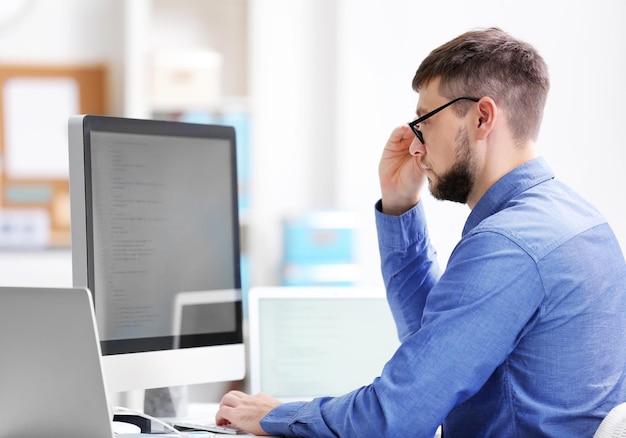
144 386 189 418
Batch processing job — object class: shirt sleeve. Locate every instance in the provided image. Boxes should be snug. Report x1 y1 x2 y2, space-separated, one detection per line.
374 200 442 341
259 203 545 438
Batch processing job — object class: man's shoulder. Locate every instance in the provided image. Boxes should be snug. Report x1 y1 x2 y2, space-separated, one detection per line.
469 181 609 259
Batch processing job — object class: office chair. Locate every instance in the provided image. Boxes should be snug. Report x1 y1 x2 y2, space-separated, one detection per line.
594 402 626 438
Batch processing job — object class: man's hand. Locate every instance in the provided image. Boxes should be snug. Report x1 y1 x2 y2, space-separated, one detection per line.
215 390 282 436
378 125 426 215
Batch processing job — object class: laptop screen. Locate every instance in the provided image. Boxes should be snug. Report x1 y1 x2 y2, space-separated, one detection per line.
248 286 400 401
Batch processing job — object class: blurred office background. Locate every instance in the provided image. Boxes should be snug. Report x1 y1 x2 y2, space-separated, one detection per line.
0 0 625 296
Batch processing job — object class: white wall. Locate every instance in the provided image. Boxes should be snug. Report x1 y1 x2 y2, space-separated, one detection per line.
0 0 119 62
247 0 341 285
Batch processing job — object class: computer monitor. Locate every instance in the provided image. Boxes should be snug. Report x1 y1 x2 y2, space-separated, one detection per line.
68 114 245 395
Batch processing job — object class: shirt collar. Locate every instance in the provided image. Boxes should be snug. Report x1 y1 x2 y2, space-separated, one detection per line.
463 157 555 236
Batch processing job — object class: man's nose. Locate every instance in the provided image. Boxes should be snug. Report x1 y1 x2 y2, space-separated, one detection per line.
409 137 426 157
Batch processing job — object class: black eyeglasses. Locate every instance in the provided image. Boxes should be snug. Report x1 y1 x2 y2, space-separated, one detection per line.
408 96 480 144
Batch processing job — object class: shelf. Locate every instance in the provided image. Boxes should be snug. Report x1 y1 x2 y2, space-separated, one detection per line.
123 0 249 119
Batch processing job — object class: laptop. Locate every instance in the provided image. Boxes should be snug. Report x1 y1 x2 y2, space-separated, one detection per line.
0 286 115 438
247 286 400 402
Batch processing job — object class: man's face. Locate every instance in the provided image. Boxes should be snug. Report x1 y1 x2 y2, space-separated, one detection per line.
413 78 477 204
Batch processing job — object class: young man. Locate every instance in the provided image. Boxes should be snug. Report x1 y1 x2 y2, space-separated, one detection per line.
216 28 626 437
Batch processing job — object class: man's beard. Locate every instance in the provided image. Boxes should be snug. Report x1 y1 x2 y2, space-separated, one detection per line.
428 127 475 204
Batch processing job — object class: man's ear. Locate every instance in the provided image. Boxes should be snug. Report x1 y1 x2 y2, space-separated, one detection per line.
475 97 497 140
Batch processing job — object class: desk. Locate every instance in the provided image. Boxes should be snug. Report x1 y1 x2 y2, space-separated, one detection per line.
127 429 273 436
121 402 440 438
116 403 277 437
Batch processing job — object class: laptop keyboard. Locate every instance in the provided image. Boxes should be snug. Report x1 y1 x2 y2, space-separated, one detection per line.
172 419 244 434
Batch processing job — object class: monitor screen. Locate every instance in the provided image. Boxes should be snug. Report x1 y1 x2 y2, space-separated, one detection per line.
68 115 245 394
248 286 400 402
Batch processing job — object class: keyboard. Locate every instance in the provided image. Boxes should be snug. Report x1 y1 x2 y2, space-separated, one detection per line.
171 419 244 435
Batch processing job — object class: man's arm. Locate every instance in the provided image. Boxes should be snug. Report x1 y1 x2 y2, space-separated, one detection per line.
375 124 440 340
376 199 441 341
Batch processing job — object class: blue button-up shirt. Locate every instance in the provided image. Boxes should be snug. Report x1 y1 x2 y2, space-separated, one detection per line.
261 157 626 437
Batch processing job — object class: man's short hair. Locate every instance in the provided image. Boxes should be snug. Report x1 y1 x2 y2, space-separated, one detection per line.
412 27 550 143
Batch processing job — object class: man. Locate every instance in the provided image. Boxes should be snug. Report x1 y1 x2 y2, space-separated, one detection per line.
216 28 626 437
